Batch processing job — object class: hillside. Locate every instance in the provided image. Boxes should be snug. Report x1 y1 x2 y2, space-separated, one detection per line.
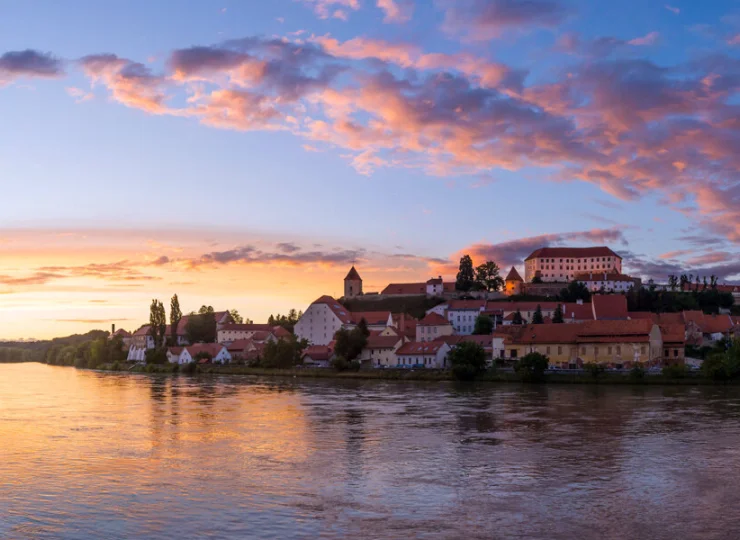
340 296 446 320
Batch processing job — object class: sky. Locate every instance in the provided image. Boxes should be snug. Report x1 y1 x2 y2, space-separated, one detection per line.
0 0 739 339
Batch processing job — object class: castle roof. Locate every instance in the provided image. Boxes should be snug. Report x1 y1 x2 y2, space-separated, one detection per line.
525 246 621 261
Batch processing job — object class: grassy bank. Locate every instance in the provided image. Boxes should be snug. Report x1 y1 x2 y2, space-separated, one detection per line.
89 362 722 385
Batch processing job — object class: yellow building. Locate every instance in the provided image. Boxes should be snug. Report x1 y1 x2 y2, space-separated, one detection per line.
494 319 665 368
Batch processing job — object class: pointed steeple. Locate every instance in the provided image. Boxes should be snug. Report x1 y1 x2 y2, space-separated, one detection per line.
345 266 362 281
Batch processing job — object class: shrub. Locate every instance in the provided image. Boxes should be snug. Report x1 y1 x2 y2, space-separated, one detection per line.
584 362 605 380
449 341 487 381
74 357 86 369
182 361 198 375
662 364 688 379
331 355 350 371
515 352 549 383
629 363 645 381
145 348 168 365
111 361 121 372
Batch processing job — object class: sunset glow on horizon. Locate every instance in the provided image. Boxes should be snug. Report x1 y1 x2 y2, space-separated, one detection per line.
1 0 739 339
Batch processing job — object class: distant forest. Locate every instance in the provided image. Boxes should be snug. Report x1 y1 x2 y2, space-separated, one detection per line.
0 330 110 364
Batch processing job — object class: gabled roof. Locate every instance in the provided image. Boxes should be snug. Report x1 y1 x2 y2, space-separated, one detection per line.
133 325 151 337
365 335 404 350
419 312 452 326
350 311 391 326
448 299 486 310
345 266 362 281
302 344 334 361
591 295 628 320
311 296 353 324
660 324 685 345
505 266 523 282
381 282 426 295
563 303 594 321
701 314 733 334
525 246 621 261
220 323 274 332
397 341 447 355
186 343 227 357
486 301 562 312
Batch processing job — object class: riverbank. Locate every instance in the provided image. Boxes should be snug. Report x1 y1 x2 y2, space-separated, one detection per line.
88 362 720 385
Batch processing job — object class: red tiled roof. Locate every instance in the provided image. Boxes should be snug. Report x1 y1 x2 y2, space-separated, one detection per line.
167 347 184 355
273 326 292 338
366 335 404 349
220 323 274 332
381 282 426 295
657 312 683 325
525 246 622 261
448 299 486 310
486 301 562 312
133 325 151 337
505 266 523 282
660 324 685 345
419 312 452 326
426 276 443 285
302 345 334 361
111 328 131 337
312 296 353 324
563 303 594 321
186 343 227 358
397 341 446 356
702 314 733 334
344 266 362 281
628 311 656 320
502 319 657 346
682 310 705 325
349 311 391 326
592 294 628 320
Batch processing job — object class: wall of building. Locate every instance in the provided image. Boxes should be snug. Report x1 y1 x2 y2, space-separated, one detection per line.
525 255 623 283
294 304 343 345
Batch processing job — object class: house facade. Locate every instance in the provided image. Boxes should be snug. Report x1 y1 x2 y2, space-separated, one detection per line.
294 296 353 346
524 246 623 283
416 312 454 342
446 300 486 334
575 272 636 293
360 335 407 367
396 341 452 368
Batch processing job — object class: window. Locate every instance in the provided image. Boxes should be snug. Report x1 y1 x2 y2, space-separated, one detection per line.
558 346 562 355
546 346 551 355
510 349 518 358
608 346 612 355
664 349 669 357
594 346 599 355
641 346 646 355
581 347 586 355
616 346 621 355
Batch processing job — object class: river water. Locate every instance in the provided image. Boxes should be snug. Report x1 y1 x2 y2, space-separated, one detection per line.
3 364 740 539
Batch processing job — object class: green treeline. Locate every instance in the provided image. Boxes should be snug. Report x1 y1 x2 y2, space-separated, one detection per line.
0 329 126 368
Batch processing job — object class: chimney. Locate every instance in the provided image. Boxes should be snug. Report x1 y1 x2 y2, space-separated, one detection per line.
112 323 116 334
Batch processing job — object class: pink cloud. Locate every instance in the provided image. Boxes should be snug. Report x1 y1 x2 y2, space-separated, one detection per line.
441 0 569 41
628 31 659 46
0 49 64 85
376 0 413 22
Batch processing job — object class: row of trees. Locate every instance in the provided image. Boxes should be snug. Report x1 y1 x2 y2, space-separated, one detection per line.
267 310 303 333
667 274 720 292
44 334 127 369
455 255 505 292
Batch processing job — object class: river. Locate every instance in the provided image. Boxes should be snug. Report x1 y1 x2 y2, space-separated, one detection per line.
3 363 740 539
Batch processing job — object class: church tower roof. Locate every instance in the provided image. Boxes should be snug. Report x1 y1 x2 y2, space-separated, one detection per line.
345 266 362 281
505 266 523 282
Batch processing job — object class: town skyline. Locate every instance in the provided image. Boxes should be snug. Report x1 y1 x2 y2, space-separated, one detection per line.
1 0 739 339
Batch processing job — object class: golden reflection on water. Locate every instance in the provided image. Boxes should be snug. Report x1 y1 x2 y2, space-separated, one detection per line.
4 364 740 539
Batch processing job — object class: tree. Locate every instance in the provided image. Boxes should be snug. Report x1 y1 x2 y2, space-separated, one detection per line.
357 317 370 337
695 275 701 292
473 314 494 335
170 294 182 346
679 274 689 291
449 341 487 380
475 261 504 292
268 310 302 333
515 352 549 382
261 336 308 369
710 275 718 289
455 254 476 292
668 275 678 291
559 281 591 303
531 275 543 284
702 276 708 291
552 304 564 324
512 309 524 325
333 327 368 361
185 310 217 343
149 299 167 350
229 309 245 324
532 304 544 324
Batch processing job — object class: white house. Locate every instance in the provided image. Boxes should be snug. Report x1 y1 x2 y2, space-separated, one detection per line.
524 246 623 283
217 324 291 345
360 335 407 367
168 343 231 364
425 303 448 317
416 312 454 342
395 341 452 368
294 296 354 345
426 277 444 296
575 272 636 293
446 300 486 335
